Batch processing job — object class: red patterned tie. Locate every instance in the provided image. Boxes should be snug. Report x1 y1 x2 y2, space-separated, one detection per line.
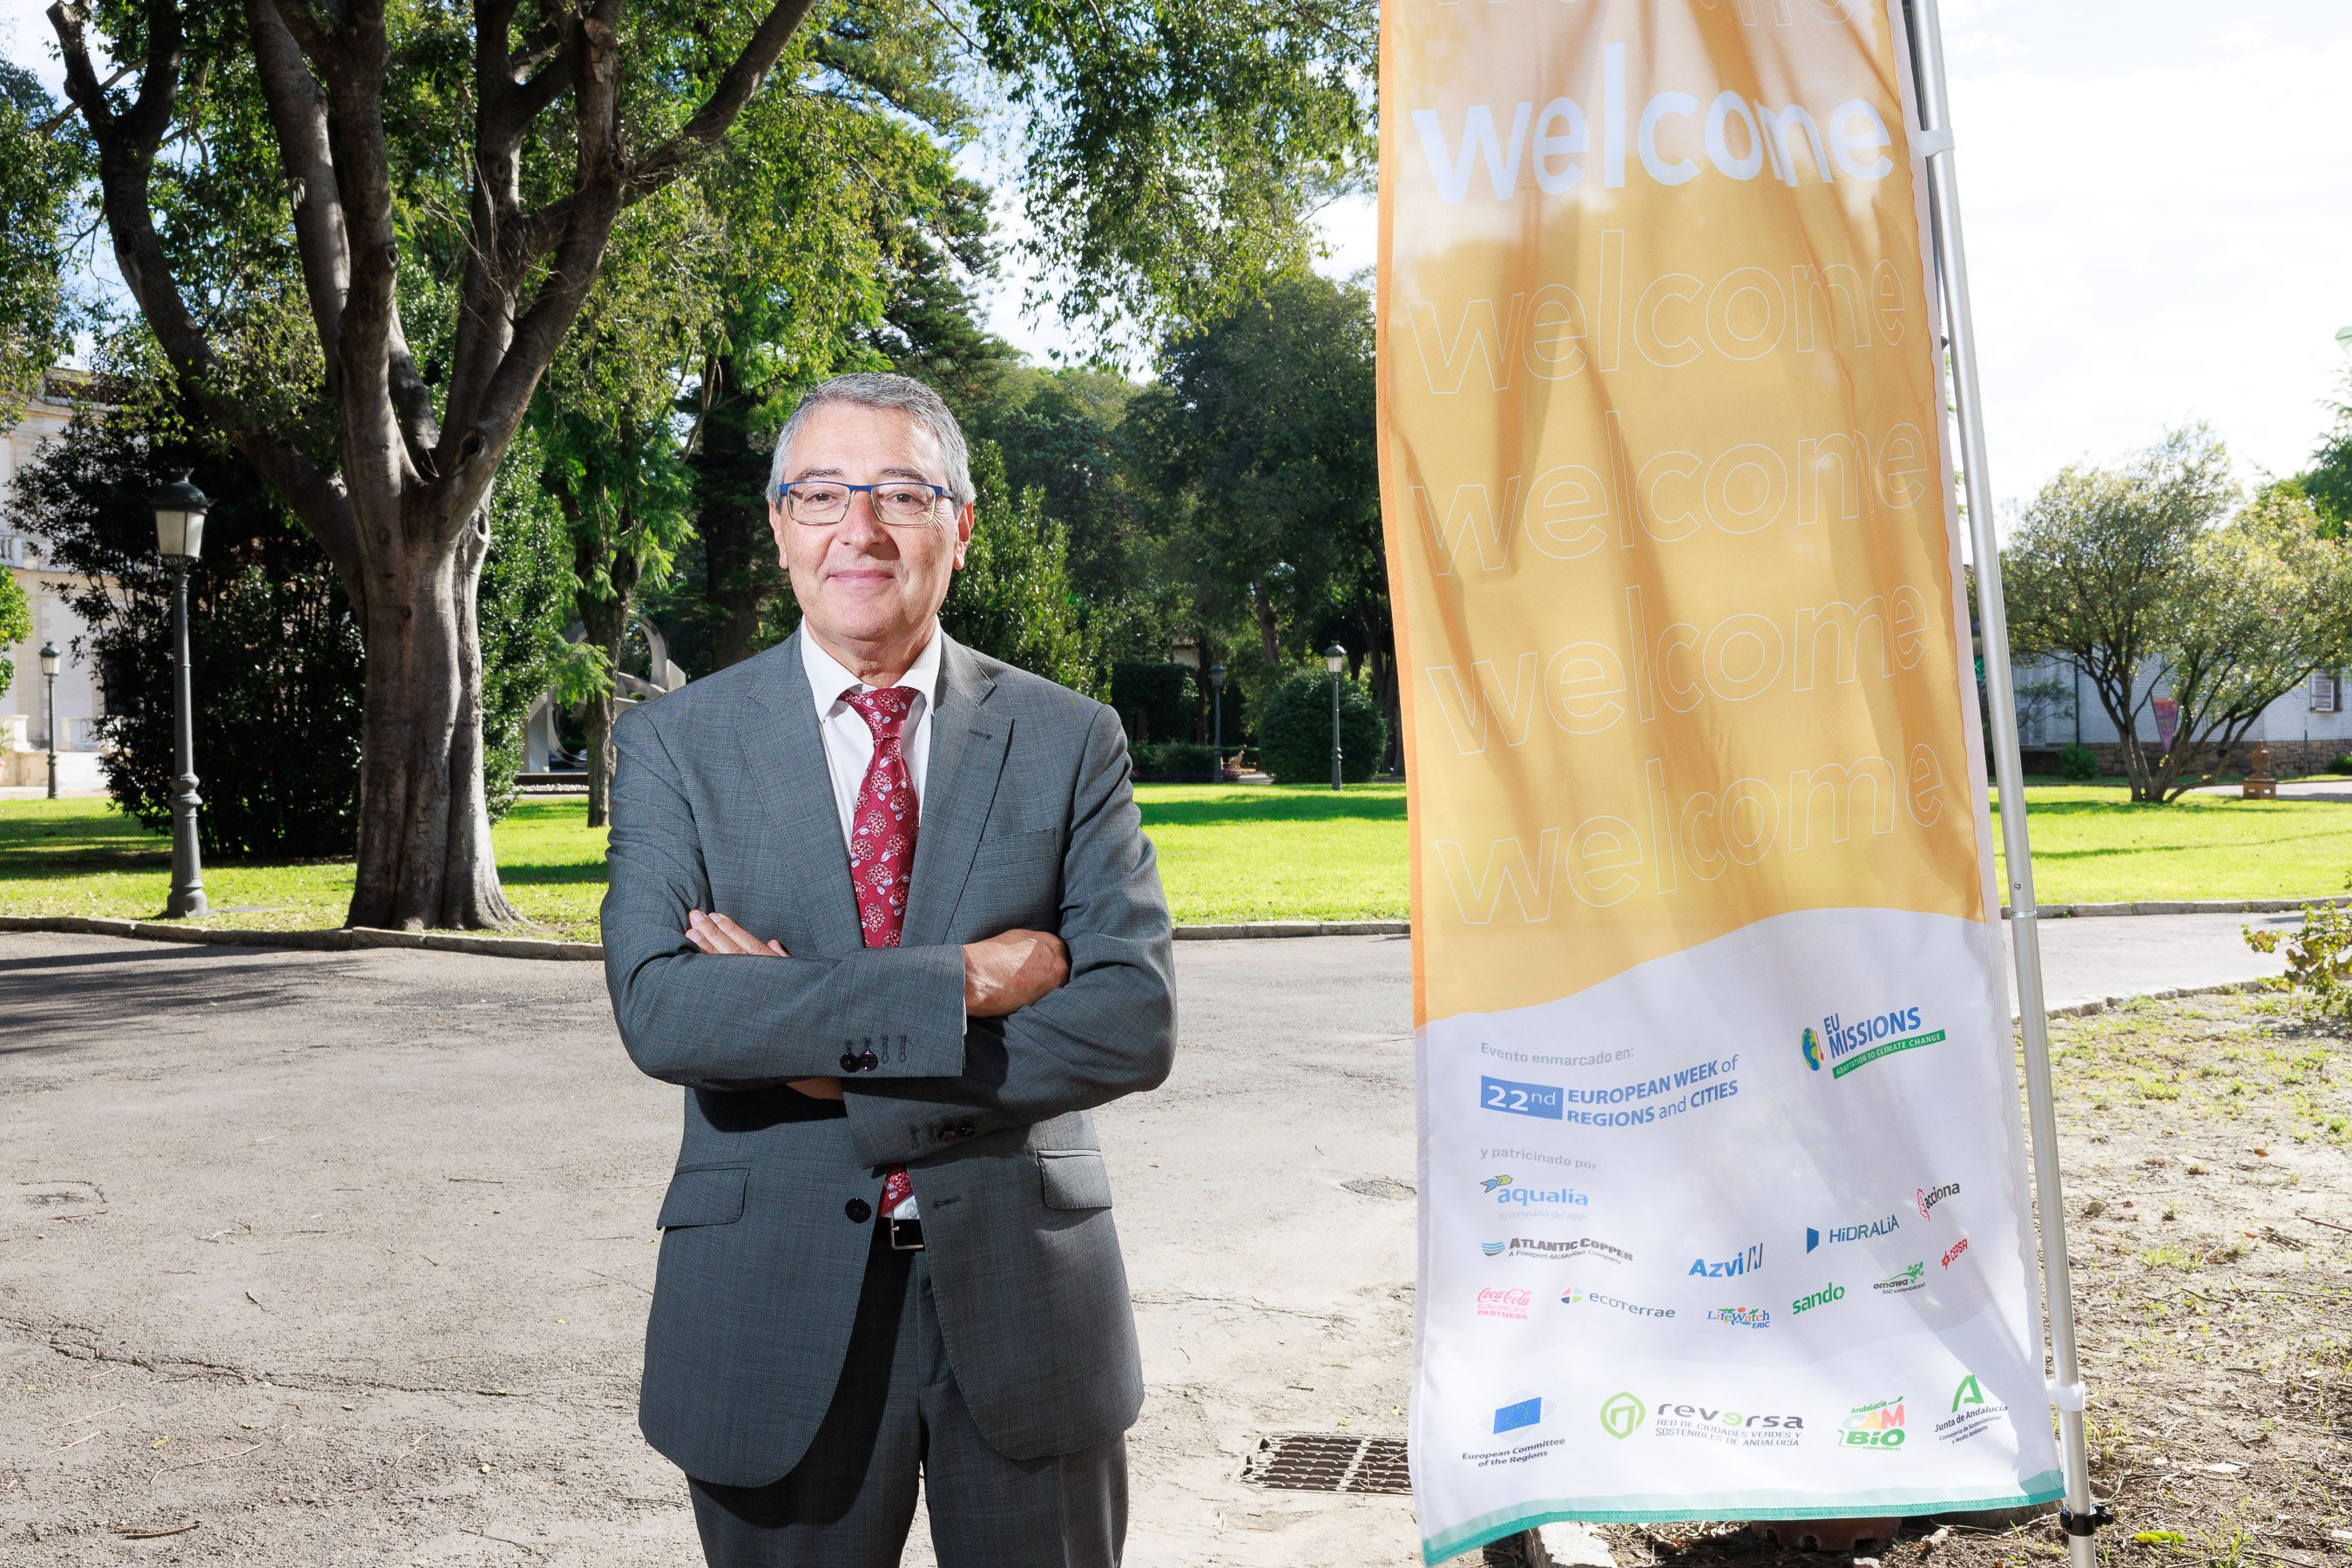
845 686 919 1220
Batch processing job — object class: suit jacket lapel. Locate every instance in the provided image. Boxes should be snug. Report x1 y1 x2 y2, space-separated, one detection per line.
740 631 867 954
903 633 1009 949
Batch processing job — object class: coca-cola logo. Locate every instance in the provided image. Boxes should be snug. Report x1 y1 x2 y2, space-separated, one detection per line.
1476 1287 1533 1320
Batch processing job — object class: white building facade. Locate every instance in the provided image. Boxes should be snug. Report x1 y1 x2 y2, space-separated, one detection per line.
2011 653 2352 774
0 376 110 790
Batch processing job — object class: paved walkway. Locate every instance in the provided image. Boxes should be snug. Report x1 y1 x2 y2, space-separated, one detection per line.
0 917 2293 1565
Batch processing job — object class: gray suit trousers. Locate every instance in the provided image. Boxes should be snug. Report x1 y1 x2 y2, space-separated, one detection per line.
688 1219 1127 1568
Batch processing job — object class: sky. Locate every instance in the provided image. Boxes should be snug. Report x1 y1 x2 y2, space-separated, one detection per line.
9 0 2350 517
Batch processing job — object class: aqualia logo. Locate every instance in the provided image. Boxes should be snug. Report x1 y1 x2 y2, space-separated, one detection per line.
1841 1397 1907 1450
1598 1391 1647 1439
1482 1173 1590 1209
1800 1025 1824 1071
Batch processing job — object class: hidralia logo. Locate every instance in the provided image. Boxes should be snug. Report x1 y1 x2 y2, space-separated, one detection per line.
1841 1396 1907 1450
1810 1003 1944 1080
1806 1213 1899 1252
1598 1391 1647 1439
1917 1182 1960 1220
1493 1396 1544 1434
1689 1242 1764 1278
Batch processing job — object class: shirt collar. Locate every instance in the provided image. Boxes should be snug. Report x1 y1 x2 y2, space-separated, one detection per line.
800 621 945 719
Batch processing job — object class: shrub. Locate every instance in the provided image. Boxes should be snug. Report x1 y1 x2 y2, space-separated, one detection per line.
2330 755 2352 776
1255 669 1386 786
2244 902 2352 1024
2058 742 2100 781
1112 661 1195 744
1126 741 1217 782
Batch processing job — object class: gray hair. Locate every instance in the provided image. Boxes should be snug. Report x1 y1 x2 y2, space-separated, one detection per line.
767 371 975 509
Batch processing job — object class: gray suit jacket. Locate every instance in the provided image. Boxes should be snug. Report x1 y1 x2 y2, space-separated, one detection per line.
600 629 1176 1487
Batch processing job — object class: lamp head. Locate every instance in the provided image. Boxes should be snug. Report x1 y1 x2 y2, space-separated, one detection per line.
151 471 213 562
38 642 57 678
1207 662 1226 691
1323 641 1347 675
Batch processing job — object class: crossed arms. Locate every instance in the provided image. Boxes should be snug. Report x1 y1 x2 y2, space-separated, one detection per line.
600 702 1177 1166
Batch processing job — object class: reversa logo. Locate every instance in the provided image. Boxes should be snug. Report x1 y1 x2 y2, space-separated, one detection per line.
1598 1391 1647 1439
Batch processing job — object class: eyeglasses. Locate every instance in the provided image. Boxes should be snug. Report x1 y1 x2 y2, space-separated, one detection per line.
775 479 951 527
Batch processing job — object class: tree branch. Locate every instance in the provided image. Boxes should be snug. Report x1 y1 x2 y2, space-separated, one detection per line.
242 0 351 386
622 0 821 199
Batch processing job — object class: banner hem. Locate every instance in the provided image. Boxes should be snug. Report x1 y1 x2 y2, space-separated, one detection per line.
1420 1477 2068 1565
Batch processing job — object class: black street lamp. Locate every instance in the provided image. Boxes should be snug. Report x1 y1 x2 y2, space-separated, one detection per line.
152 474 210 918
1206 662 1227 784
1323 641 1347 792
37 642 58 801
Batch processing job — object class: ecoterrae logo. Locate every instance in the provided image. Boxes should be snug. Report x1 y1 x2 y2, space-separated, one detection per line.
1800 1026 1824 1071
1598 1391 1647 1439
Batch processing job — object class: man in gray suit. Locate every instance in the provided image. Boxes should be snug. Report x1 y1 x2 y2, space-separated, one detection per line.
600 371 1175 1567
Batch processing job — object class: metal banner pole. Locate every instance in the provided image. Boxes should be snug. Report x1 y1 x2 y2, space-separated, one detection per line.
1904 3 2101 1563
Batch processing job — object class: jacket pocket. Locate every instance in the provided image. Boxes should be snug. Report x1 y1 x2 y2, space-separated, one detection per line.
655 1164 750 1230
1037 1149 1112 1211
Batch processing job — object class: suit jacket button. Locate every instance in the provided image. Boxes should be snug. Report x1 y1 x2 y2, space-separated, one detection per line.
844 1198 872 1224
957 1119 976 1137
840 1052 861 1072
859 1050 879 1071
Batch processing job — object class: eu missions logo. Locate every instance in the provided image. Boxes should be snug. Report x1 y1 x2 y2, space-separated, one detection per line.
1800 1025 1824 1072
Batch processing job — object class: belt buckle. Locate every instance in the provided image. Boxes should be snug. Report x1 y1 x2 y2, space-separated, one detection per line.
887 1214 925 1252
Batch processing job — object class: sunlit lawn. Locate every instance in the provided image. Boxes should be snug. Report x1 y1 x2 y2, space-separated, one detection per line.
3 780 2348 940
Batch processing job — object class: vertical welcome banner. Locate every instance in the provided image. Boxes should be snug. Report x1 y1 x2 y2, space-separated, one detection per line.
1376 2 2064 1558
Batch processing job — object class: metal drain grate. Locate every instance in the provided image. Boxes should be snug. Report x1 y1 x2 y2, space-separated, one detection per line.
1243 1433 1411 1494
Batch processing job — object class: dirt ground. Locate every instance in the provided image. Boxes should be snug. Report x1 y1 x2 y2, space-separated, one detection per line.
1598 990 2352 1568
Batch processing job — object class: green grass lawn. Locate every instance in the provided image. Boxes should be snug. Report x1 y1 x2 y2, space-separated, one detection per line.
4 780 2348 939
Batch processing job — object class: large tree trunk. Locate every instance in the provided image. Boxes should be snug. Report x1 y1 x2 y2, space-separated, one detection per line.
691 351 780 671
348 515 517 929
576 542 642 828
1254 584 1281 668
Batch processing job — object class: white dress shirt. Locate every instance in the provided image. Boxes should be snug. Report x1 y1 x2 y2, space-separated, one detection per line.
799 623 943 851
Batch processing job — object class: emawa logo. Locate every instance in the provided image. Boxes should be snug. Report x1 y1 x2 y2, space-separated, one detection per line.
1689 1242 1764 1278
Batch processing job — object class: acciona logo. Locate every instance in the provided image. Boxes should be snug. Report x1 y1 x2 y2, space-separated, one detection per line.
1917 1181 1960 1220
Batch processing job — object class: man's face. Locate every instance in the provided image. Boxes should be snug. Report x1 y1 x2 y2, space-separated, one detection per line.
770 402 973 655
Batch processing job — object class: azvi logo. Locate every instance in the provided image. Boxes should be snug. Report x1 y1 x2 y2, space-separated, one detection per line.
1688 1242 1764 1278
1598 1391 1646 1439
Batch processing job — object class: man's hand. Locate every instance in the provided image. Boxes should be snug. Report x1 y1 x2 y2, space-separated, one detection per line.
683 910 842 1099
962 929 1070 1017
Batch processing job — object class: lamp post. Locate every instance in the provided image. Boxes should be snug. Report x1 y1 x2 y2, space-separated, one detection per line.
1323 641 1347 791
152 474 210 918
1206 662 1227 784
38 642 58 800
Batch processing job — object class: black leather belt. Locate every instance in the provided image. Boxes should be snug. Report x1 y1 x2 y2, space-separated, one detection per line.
887 1214 925 1251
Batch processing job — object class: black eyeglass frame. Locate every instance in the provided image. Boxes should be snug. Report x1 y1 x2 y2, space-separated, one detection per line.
774 479 956 527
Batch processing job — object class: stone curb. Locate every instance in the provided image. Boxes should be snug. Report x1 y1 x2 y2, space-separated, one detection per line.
0 892 2334 961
